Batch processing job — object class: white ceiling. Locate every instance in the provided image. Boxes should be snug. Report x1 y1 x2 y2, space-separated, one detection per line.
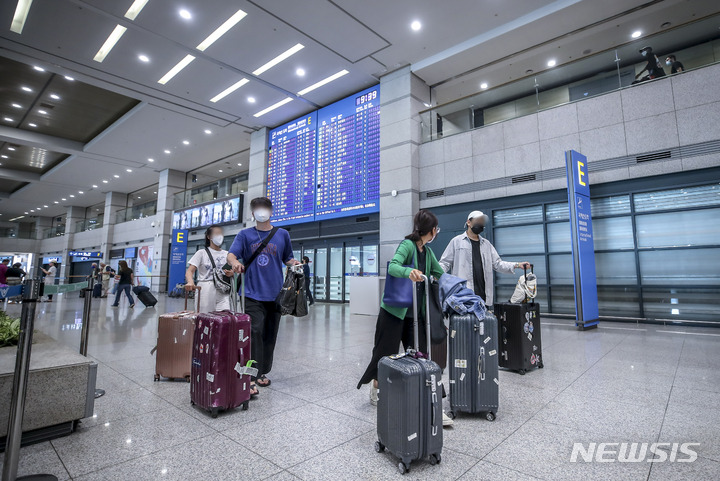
0 0 717 219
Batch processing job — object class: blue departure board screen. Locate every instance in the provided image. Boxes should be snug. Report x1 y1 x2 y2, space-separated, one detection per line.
266 85 380 225
267 113 318 224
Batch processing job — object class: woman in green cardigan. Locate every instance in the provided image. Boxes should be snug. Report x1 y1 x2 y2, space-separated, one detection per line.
357 210 444 402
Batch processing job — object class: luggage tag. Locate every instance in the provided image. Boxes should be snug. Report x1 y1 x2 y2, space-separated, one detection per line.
234 360 259 378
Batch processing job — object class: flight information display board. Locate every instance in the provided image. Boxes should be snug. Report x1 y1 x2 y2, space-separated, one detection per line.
316 85 380 220
266 85 380 225
267 113 318 224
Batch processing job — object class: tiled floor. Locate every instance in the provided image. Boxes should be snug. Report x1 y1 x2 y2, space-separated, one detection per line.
2 294 720 480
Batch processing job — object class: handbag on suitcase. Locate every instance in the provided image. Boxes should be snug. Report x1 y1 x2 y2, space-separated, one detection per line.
190 274 256 418
495 265 544 375
447 311 499 421
376 275 443 475
152 286 200 382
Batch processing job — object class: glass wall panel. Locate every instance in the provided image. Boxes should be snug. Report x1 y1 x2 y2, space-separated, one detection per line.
636 209 720 248
344 245 362 301
642 288 720 322
495 255 547 285
493 206 543 226
595 252 637 285
593 216 634 250
494 225 545 254
495 286 548 312
547 222 570 252
545 203 569 221
329 246 343 301
314 248 327 301
590 195 631 216
634 185 720 212
639 248 720 285
549 286 575 314
362 245 379 276
549 254 573 285
598 287 641 317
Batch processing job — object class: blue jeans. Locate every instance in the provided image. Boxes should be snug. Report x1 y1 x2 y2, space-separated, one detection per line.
112 284 134 306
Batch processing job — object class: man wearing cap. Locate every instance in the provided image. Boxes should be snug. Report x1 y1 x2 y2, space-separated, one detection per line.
634 46 666 83
439 210 530 310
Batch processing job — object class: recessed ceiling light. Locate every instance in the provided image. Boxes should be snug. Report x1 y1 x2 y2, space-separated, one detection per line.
138 54 150 63
33 66 44 72
204 129 212 134
253 97 293 117
138 196 141 199
10 0 33 34
8 147 16 151
148 158 154 162
1 155 7 159
218 169 223 173
153 191 157 194
24 212 28 215
78 191 84 194
247 96 256 103
54 201 58 204
157 54 195 85
92 185 98 188
480 83 488 89
30 209 34 212
21 86 32 92
126 168 132 172
631 30 642 38
179 9 192 20
44 205 48 208
50 94 60 100
253 43 304 76
11 103 22 108
547 59 557 67
237 163 242 166
102 180 108 183
182 140 190 145
196 9 247 51
296 68 305 77
124 0 150 20
3 117 13 122
210 78 249 103
298 69 349 96
93 25 127 63
64 76 74 81
411 20 422 31
28 122 37 127
113 174 120 178
164 149 171 154
61 198 66 201
69 195 75 198
38 110 48 115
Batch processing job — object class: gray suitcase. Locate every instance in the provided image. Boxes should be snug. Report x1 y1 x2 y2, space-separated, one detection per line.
448 312 499 421
376 275 443 475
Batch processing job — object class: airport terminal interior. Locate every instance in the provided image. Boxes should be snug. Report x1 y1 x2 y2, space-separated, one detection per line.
1 0 720 479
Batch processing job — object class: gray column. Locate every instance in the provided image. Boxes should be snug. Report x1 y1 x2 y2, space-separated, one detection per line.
245 128 268 225
59 206 85 281
378 67 430 273
34 216 53 240
100 192 127 262
152 169 185 292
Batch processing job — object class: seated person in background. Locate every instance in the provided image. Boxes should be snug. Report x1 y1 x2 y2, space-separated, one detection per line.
665 54 684 74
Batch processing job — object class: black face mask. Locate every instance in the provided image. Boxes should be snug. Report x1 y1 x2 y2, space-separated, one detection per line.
470 224 485 235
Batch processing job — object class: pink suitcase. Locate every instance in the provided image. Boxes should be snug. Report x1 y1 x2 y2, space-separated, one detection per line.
190 276 256 417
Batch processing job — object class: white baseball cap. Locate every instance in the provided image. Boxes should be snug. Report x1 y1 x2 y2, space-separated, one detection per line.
467 210 488 222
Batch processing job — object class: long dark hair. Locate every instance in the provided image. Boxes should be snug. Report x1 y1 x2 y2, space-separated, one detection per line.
204 224 222 247
118 260 131 273
405 209 438 242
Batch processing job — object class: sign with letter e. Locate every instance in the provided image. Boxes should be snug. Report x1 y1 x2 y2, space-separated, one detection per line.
169 229 188 290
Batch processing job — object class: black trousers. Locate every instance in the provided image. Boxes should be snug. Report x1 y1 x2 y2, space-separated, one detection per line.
357 307 428 388
245 297 282 379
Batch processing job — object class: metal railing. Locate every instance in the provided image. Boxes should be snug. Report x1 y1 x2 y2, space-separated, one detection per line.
0 227 36 239
74 217 103 233
173 176 248 210
43 225 66 238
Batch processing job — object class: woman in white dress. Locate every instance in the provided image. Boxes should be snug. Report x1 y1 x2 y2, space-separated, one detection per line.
185 225 233 313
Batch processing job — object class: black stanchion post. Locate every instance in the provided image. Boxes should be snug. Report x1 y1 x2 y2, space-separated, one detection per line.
78 278 104 399
2 278 58 481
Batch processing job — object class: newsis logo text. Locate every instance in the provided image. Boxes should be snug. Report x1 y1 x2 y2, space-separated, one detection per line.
570 442 699 463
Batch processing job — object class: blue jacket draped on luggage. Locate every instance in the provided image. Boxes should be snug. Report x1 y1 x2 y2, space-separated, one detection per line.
438 273 487 321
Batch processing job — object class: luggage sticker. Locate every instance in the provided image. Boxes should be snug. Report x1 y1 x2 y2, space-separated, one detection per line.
204 327 209 335
450 330 456 339
533 345 538 351
239 329 243 342
206 344 209 354
494 378 499 385
182 329 187 336
199 344 204 353
460 372 465 381
527 333 533 341
523 322 530 333
528 322 534 334
489 350 496 357
206 372 214 382
174 337 177 344
484 337 491 344
192 359 201 367
454 359 467 368
530 354 537 365
407 433 417 442
449 380 456 384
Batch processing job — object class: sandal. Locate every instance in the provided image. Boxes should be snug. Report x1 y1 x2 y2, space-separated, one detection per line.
250 383 259 398
256 375 271 387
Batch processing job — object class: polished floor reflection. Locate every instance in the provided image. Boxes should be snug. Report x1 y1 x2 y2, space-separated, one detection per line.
2 293 720 480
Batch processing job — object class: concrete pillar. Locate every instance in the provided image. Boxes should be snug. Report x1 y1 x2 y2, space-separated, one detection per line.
100 192 127 261
378 67 430 273
34 216 53 240
59 206 85 281
152 169 185 292
245 128 269 225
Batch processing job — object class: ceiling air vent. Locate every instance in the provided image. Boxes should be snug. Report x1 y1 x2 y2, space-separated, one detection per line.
426 189 445 198
511 174 536 184
356 216 370 222
39 103 55 109
636 151 671 163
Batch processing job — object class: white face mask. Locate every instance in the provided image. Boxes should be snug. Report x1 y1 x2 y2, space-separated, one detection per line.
211 235 224 247
666 60 672 65
641 51 648 57
253 209 271 223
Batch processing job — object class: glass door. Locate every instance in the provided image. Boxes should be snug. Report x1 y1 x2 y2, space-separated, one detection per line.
329 246 344 301
344 244 362 302
314 248 328 301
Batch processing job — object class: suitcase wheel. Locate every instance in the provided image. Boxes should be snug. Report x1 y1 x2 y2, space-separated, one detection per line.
185 375 191 383
190 400 195 406
429 453 441 465
242 401 249 411
518 369 526 375
448 411 456 420
398 462 408 475
153 374 160 382
538 362 544 369
486 412 496 422
374 441 385 453
211 408 219 419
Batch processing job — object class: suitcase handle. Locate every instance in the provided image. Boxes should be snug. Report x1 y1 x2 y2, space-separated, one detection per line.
523 264 536 305
478 347 486 381
410 274 432 360
230 273 245 313
184 285 201 312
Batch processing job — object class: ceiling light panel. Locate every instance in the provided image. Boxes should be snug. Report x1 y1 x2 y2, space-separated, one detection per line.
93 25 127 63
298 70 349 96
158 54 196 84
210 78 249 103
253 97 293 117
124 0 150 20
196 9 247 52
11 0 33 34
252 43 304 76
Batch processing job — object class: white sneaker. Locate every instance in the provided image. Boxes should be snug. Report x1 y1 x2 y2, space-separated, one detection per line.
443 412 454 427
370 385 378 406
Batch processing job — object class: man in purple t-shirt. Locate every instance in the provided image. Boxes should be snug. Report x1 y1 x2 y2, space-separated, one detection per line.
227 197 300 395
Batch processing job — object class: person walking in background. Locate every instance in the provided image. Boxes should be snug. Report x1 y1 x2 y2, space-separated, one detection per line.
227 197 300 394
41 260 57 302
439 210 530 310
185 225 233 313
111 260 135 308
665 54 684 74
302 256 315 306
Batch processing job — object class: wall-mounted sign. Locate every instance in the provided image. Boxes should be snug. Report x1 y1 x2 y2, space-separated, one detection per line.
172 195 242 230
42 256 61 264
69 251 102 258
124 247 137 258
169 230 188 289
